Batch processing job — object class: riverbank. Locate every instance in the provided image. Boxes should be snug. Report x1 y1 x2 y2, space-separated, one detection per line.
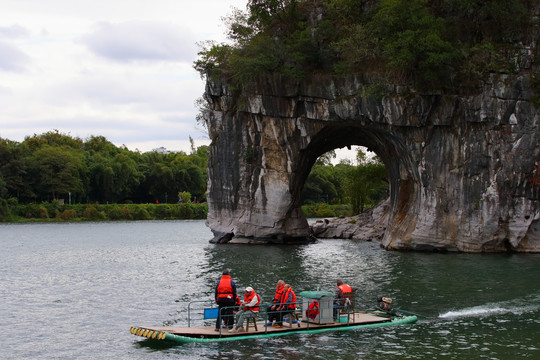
1 201 354 223
0 202 208 222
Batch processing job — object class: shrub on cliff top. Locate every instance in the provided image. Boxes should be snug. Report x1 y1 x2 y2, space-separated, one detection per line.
195 0 536 92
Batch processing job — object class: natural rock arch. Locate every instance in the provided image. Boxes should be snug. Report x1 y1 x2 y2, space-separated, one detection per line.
204 74 540 252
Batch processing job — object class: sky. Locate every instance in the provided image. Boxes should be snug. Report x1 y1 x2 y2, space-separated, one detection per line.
0 0 250 153
0 0 358 161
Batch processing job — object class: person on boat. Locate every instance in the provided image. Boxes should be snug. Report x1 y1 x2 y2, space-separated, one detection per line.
274 284 296 328
214 269 237 331
334 280 358 319
265 279 285 326
376 295 397 316
306 299 319 320
233 294 242 314
229 286 261 333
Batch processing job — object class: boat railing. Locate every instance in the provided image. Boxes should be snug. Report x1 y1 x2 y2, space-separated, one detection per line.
187 300 216 328
334 295 353 324
197 300 307 336
187 297 348 335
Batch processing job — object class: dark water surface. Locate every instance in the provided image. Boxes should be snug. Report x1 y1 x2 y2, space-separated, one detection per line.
1 220 539 359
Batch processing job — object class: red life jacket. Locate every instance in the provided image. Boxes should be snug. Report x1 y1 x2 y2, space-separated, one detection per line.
338 284 352 298
273 284 285 304
281 287 297 310
243 291 260 312
216 275 234 300
306 300 319 319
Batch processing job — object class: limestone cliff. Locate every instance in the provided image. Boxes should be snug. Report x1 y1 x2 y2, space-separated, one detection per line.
203 68 539 252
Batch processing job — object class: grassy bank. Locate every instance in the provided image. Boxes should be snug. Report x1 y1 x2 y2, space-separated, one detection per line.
0 200 208 222
301 203 353 218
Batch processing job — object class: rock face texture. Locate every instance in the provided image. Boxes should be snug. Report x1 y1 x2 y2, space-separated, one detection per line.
203 71 540 252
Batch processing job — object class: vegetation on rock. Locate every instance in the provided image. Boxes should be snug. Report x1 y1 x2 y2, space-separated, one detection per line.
195 0 538 92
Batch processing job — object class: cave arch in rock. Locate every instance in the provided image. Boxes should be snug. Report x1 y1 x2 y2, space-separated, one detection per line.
292 122 407 218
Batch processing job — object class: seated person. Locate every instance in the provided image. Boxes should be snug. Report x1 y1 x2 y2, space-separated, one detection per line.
305 299 319 320
229 287 260 333
265 280 285 326
274 284 296 328
376 295 396 316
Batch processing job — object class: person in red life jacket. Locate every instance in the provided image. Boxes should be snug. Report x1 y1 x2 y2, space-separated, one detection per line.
265 279 285 327
334 280 358 319
306 299 319 320
214 269 237 331
229 286 261 333
274 284 296 328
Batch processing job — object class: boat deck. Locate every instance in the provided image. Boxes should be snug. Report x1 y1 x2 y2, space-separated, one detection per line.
131 312 391 340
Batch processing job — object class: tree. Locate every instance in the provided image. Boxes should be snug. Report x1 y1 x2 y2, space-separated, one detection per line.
302 161 340 204
86 152 115 202
343 158 388 214
0 132 211 205
111 152 143 202
367 0 460 88
27 145 87 201
0 138 31 200
247 0 298 31
24 130 83 150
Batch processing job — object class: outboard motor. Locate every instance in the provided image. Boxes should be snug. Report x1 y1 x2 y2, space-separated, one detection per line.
376 295 396 315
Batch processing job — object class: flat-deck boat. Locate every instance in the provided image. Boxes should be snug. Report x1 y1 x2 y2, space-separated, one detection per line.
130 291 417 344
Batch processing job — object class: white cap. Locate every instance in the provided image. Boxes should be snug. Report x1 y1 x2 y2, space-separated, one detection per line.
245 286 254 292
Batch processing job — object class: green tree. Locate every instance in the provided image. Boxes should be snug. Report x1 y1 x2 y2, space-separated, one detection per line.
343 155 388 214
0 138 31 201
27 145 87 201
111 152 143 202
24 130 83 150
86 152 114 202
302 154 341 204
368 0 460 88
141 154 174 203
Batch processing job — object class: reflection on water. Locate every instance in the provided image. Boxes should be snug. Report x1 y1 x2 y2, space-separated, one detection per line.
1 220 539 359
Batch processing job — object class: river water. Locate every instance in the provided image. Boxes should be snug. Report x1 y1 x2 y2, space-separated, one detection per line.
1 220 539 359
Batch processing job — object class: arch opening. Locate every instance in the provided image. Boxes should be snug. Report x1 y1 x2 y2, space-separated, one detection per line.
291 123 408 214
300 145 384 210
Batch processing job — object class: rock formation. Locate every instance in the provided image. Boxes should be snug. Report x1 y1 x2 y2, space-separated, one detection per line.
203 67 539 251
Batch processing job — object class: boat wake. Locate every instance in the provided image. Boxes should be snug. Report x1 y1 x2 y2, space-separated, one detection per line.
439 293 540 319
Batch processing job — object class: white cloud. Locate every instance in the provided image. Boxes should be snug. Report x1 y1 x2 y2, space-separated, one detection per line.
82 21 197 63
0 24 30 39
0 40 31 72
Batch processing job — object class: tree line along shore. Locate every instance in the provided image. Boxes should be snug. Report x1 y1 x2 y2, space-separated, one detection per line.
1 131 387 222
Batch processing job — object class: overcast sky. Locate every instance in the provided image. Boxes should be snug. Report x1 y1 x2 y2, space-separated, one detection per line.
1 0 360 162
0 0 250 153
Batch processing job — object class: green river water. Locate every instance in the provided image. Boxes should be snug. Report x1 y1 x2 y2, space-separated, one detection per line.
1 220 539 359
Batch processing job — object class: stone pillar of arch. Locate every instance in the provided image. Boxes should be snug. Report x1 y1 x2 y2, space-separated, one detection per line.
203 74 540 252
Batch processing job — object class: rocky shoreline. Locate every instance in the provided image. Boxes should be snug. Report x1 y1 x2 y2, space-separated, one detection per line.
310 200 390 242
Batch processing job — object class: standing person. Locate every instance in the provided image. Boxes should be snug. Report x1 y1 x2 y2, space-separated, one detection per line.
229 286 261 333
274 284 296 328
334 280 358 318
265 280 285 326
214 269 237 331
